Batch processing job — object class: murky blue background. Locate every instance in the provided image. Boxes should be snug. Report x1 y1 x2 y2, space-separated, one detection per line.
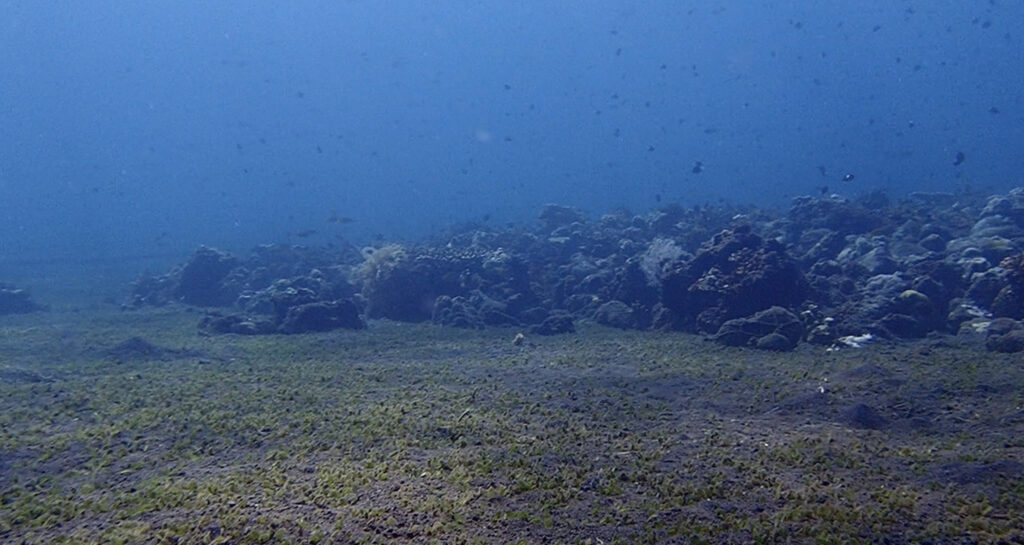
2 1 1022 276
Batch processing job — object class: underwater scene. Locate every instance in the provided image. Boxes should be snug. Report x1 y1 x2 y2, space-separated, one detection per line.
2 2 1024 544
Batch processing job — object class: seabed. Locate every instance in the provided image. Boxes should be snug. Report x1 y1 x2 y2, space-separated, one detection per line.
1 307 1022 544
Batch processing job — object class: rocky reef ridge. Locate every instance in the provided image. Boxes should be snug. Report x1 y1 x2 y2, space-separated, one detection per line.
126 188 1024 352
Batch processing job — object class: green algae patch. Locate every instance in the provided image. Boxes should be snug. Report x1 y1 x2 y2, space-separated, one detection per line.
1 308 1023 544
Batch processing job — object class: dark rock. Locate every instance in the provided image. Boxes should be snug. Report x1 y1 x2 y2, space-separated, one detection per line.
946 301 991 332
538 204 586 231
787 195 884 237
965 270 1004 308
650 304 682 331
991 286 1024 319
985 317 1018 336
0 283 42 314
175 246 241 306
565 293 600 314
518 306 549 325
611 257 662 311
278 299 365 334
971 214 1023 240
839 403 888 430
531 312 575 335
858 247 897 275
980 187 1024 226
661 227 807 332
877 313 927 338
475 294 520 326
797 229 847 266
593 300 639 330
129 273 178 307
905 260 965 311
986 329 1024 353
235 269 358 320
432 295 484 329
893 289 933 317
809 259 843 277
993 252 1024 319
985 318 1024 353
713 306 803 350
270 285 320 319
919 233 947 252
829 273 909 336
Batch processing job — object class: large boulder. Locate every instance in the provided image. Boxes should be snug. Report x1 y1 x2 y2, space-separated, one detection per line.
538 204 587 232
661 225 808 332
593 300 640 330
984 318 1024 353
174 246 241 306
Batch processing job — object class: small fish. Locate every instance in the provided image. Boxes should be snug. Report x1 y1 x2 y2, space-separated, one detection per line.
818 165 828 177
292 229 318 238
692 161 704 174
819 185 829 196
842 173 855 182
953 151 965 166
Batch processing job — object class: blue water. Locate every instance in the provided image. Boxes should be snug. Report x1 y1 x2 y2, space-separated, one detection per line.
2 1 1022 265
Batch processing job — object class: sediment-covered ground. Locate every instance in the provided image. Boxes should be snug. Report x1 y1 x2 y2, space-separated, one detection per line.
1 307 1022 544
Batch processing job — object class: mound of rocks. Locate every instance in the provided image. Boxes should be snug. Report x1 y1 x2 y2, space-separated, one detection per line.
660 225 808 333
124 186 1024 351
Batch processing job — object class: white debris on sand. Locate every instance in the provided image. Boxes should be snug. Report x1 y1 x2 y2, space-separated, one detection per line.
827 333 874 352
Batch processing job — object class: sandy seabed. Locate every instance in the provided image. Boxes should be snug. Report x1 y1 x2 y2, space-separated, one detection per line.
1 307 1022 544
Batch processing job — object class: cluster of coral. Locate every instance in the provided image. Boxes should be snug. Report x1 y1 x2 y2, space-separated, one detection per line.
126 187 1024 352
